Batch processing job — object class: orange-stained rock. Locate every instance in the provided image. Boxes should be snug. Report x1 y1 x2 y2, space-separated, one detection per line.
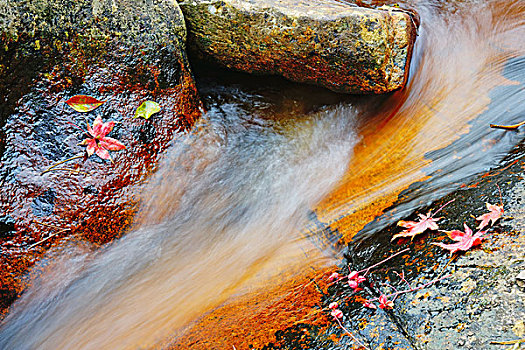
179 0 418 94
0 0 202 314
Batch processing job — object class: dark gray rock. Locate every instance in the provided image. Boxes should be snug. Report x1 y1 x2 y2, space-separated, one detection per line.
0 0 202 317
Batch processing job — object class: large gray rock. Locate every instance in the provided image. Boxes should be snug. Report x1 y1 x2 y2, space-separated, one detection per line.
179 0 418 94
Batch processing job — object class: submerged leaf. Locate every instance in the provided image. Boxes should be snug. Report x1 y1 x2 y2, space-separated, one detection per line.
134 101 161 119
65 95 105 113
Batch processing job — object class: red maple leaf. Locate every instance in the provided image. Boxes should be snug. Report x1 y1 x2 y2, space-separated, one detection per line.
432 223 485 255
392 212 441 241
347 271 366 291
79 116 125 161
476 202 503 229
378 294 394 309
363 301 377 309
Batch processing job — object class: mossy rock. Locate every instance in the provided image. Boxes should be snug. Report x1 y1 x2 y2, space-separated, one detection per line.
179 0 418 94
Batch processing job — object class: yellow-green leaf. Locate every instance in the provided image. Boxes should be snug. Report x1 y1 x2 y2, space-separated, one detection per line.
134 101 161 119
65 95 105 113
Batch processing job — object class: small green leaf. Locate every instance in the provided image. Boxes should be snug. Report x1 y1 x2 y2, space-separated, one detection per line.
65 95 105 113
134 101 161 119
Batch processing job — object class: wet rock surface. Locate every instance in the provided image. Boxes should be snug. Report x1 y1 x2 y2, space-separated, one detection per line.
0 1 522 347
0 0 202 314
179 0 417 94
277 144 525 350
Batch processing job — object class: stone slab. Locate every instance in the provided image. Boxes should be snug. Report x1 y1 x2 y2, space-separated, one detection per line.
179 0 418 94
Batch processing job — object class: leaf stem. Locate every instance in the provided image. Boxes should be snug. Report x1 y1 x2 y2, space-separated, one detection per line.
67 120 91 138
432 199 455 217
393 270 413 289
381 281 401 295
368 274 450 303
357 248 410 276
490 120 525 130
67 121 84 131
334 316 370 350
41 155 84 175
496 183 503 208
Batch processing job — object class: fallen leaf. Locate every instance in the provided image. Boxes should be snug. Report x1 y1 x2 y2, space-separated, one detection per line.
80 116 125 161
392 212 441 241
476 202 503 229
65 95 105 113
432 223 485 255
378 294 394 309
392 200 455 241
330 309 343 319
134 101 161 119
363 301 377 309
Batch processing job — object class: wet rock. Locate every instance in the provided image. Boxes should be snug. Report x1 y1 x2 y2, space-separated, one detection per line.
179 0 418 94
516 270 525 288
291 144 525 350
336 153 525 350
31 189 56 217
0 216 15 239
513 320 525 337
0 0 202 315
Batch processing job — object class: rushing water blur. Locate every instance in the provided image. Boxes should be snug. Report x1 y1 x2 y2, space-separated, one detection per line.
1 0 525 348
0 97 358 348
314 0 525 240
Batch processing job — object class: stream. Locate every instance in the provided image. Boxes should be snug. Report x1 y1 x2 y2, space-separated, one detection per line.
0 0 524 349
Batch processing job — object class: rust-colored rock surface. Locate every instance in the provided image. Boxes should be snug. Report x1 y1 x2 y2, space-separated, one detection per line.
0 0 202 314
179 0 417 94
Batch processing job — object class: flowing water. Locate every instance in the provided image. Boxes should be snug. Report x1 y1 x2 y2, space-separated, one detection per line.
1 0 524 348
